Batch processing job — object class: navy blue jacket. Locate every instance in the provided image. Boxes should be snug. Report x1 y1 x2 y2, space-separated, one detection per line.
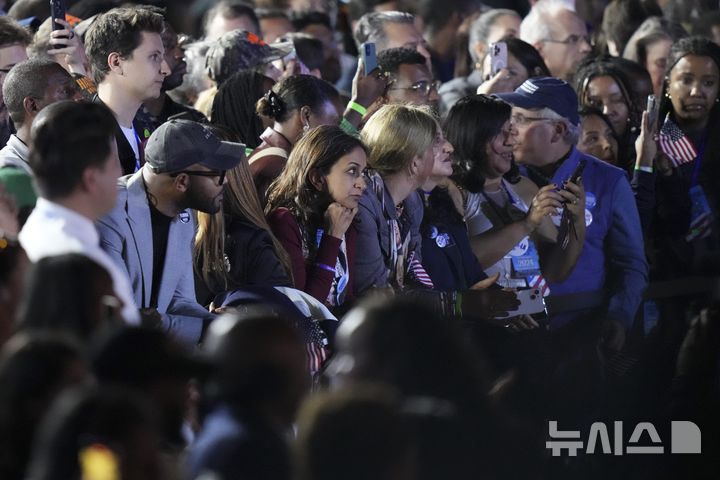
546 148 648 328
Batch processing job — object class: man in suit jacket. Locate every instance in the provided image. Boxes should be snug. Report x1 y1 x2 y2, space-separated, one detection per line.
98 119 243 346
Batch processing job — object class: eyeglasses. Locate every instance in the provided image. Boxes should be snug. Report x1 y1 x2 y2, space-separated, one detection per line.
387 79 441 97
170 169 226 186
510 113 555 126
542 34 591 47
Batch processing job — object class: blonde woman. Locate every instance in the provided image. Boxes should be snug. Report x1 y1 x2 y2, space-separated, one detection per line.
354 104 438 295
194 126 292 303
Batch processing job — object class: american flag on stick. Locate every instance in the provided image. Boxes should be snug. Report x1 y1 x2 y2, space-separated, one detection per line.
659 115 698 167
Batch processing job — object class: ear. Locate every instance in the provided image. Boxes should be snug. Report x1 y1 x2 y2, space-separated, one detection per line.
308 168 325 191
473 42 486 66
299 105 312 126
22 96 39 116
108 52 123 75
173 173 190 193
409 154 423 177
549 120 567 144
80 166 98 195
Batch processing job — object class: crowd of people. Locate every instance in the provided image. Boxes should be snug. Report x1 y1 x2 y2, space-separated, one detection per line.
0 0 719 478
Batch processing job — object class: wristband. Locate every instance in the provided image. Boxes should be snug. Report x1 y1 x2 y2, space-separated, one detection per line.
634 165 653 173
348 101 368 116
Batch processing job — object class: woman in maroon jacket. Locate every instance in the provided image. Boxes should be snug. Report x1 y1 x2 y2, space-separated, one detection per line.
266 126 367 309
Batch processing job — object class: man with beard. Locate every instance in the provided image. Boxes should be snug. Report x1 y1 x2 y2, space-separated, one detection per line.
134 8 205 140
98 120 243 346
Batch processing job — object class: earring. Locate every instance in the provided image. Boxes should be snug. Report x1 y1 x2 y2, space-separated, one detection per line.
665 92 671 99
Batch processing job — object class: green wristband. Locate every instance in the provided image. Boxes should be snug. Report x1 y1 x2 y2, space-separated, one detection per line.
348 101 368 116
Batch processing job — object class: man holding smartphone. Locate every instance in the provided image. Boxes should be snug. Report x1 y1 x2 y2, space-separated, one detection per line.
498 77 648 335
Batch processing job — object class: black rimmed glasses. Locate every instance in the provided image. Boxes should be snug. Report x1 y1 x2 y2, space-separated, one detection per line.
387 79 441 97
169 170 226 186
510 113 555 126
542 34 592 47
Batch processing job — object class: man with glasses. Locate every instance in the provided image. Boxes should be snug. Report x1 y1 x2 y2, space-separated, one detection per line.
375 47 440 112
98 119 243 346
519 0 592 82
498 77 647 339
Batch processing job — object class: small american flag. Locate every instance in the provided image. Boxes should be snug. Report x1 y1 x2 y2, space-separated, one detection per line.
527 274 550 297
407 251 435 289
659 115 698 167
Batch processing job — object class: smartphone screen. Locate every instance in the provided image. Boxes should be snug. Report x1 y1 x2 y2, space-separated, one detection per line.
646 94 659 126
362 42 378 76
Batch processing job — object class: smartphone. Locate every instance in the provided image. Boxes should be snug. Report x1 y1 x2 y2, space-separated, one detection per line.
490 41 508 76
564 158 587 188
50 0 66 31
507 288 546 316
646 94 658 126
361 42 378 75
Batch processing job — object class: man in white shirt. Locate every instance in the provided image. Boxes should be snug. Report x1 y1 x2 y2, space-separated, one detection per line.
18 101 139 323
0 59 81 176
84 7 169 175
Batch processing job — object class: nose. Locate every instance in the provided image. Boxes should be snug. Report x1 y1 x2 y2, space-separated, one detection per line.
579 36 592 54
356 174 367 191
444 139 454 154
160 58 170 76
428 85 440 103
690 82 704 96
601 103 613 116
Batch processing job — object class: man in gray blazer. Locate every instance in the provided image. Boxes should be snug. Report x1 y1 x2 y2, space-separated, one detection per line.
98 119 243 346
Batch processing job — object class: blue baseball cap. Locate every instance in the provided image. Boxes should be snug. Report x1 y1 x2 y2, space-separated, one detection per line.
495 77 580 126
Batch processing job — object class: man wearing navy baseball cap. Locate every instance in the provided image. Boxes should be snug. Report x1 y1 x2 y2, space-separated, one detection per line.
98 120 245 346
497 77 647 339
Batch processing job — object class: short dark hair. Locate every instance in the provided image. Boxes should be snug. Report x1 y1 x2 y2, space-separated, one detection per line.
204 0 260 36
0 16 32 48
281 32 324 71
290 10 333 32
85 7 165 84
503 37 551 78
377 47 426 76
29 101 117 200
601 0 662 55
3 59 70 126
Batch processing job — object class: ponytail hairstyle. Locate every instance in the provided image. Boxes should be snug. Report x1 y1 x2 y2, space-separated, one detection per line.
194 125 292 291
255 74 339 123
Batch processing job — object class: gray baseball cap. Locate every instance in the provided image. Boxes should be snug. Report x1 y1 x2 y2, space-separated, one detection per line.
205 29 294 84
144 119 244 173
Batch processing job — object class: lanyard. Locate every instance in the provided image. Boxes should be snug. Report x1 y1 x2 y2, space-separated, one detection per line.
690 140 707 187
134 129 143 172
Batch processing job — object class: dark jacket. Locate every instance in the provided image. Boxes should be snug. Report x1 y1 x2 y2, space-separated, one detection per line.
188 405 291 480
92 94 139 175
420 189 486 291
